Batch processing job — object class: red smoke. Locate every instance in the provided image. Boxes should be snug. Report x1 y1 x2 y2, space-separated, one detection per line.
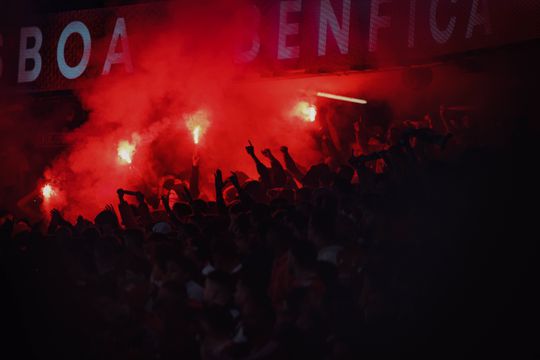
10 1 507 221
41 1 323 220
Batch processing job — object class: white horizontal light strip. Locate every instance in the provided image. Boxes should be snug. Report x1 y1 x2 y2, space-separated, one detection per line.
316 92 367 104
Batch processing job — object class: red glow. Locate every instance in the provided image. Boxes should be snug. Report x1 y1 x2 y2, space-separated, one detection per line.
39 3 370 220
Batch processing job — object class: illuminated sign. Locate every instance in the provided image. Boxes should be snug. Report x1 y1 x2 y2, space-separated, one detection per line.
0 0 539 91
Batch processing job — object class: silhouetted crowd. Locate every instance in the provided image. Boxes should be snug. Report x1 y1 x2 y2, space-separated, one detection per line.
0 116 514 359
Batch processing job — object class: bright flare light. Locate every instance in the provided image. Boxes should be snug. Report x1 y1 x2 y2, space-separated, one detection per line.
41 184 55 200
316 92 367 105
118 140 135 164
192 126 201 144
293 101 317 122
185 110 210 145
117 133 140 165
306 105 317 122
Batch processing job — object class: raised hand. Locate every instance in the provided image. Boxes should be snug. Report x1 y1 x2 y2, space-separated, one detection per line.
245 140 255 156
192 151 201 167
182 185 193 203
47 209 63 234
50 208 62 221
135 191 145 203
261 148 272 158
229 171 240 189
280 146 288 154
214 169 227 214
104 204 116 214
162 178 175 191
245 140 271 186
117 188 125 203
215 169 224 192
161 193 172 212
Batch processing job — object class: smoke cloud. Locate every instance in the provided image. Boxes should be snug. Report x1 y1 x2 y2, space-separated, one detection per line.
38 0 323 220
1 0 522 221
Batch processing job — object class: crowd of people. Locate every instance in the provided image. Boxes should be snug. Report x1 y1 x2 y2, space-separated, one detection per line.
0 112 514 359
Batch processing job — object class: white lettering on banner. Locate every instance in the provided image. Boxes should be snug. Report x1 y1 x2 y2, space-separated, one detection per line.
318 0 351 56
430 0 457 44
2 0 534 91
278 0 302 60
103 18 133 75
466 0 492 39
57 21 92 79
235 5 261 64
369 0 392 52
18 27 43 83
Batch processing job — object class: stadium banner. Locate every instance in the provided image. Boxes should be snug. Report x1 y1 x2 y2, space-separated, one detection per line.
0 0 539 91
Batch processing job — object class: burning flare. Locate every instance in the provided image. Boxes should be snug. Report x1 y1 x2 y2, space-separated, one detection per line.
185 110 210 145
192 126 202 144
41 184 55 200
293 101 317 122
118 141 135 164
117 134 140 164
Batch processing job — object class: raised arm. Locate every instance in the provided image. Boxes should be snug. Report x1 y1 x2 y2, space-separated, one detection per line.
214 169 228 215
161 191 182 226
47 209 73 234
116 189 138 228
280 146 305 183
261 148 287 187
229 171 254 207
134 191 152 228
245 140 271 187
189 151 200 199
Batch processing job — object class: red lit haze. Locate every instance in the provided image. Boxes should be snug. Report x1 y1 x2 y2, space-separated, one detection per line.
40 2 324 220
37 1 501 221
